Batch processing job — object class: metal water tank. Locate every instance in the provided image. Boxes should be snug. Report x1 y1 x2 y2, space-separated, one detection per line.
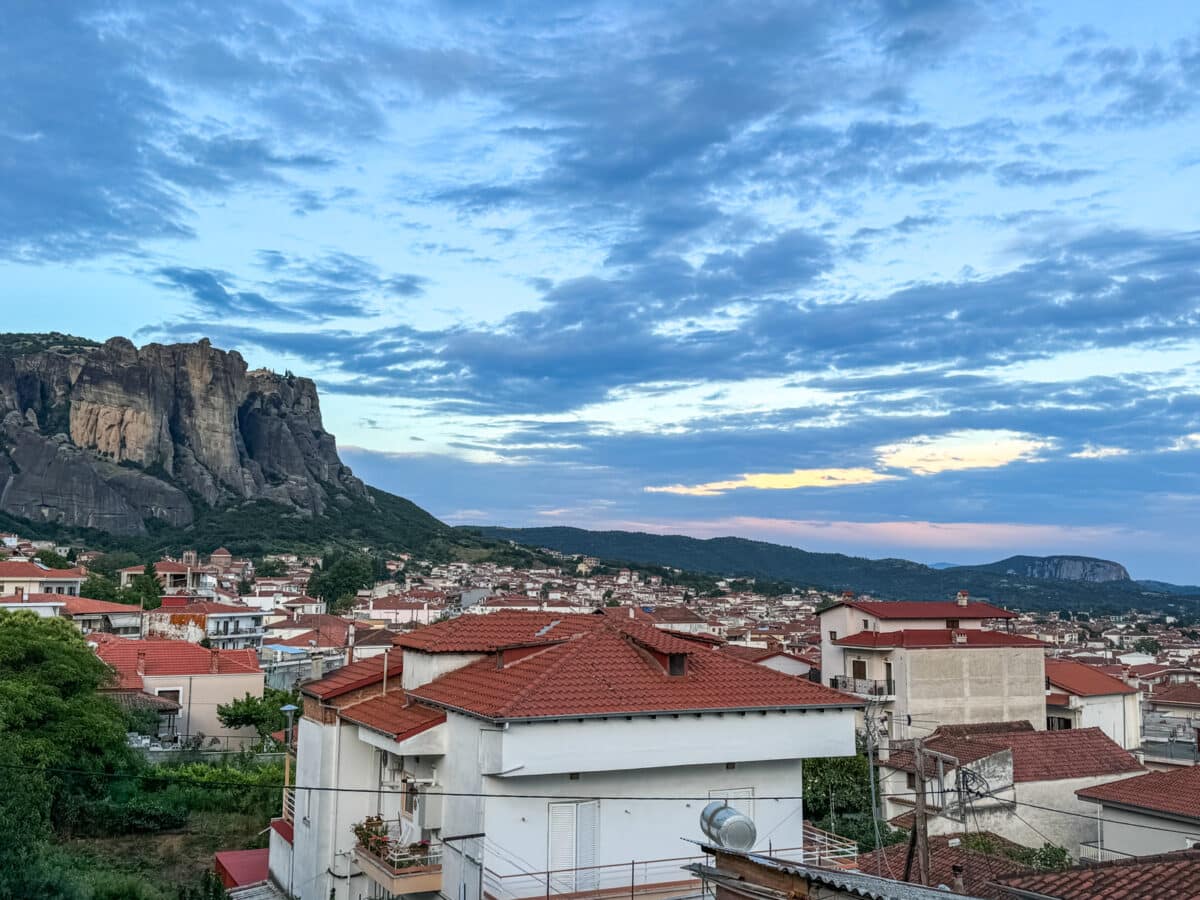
700 801 757 850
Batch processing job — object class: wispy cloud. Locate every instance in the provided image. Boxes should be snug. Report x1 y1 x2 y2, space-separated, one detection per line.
645 468 898 496
877 430 1054 476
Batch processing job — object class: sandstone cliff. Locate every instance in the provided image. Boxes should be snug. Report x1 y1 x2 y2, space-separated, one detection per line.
0 336 369 535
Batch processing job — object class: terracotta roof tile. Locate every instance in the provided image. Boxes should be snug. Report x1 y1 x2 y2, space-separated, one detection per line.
58 595 143 616
1045 659 1136 696
835 629 1044 649
1150 682 1200 707
301 654 403 700
410 618 861 721
340 695 446 740
857 833 1030 899
1076 765 1200 821
887 724 1142 783
394 611 604 652
0 560 86 579
91 634 260 688
991 848 1200 899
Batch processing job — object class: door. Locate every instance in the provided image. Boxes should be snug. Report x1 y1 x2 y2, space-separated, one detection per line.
851 659 867 681
548 800 600 894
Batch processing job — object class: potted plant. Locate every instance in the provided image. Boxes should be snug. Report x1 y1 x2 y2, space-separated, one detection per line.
352 816 391 857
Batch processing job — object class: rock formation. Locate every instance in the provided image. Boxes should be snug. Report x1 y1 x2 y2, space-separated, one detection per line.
1009 555 1131 583
0 336 369 535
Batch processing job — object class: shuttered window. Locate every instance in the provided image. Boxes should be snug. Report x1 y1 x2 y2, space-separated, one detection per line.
548 800 600 893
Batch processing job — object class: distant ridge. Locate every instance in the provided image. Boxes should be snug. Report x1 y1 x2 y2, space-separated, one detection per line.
477 525 1195 612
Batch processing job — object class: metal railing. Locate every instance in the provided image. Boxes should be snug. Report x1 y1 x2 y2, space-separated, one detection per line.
282 787 296 823
1080 841 1132 863
830 675 895 697
482 841 851 900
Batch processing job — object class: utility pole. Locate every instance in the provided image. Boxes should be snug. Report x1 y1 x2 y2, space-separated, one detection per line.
911 739 931 886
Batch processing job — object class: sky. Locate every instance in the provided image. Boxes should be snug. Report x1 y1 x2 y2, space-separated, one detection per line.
3 1 1200 581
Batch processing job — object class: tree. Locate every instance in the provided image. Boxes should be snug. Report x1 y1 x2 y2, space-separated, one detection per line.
80 573 121 603
217 687 301 743
1133 637 1162 655
0 611 135 891
86 551 141 580
34 548 72 569
254 558 287 578
308 551 376 613
803 740 906 852
123 562 164 610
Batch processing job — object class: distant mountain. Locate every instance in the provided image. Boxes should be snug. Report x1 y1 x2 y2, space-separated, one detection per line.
945 555 1130 583
0 333 453 556
929 562 962 570
477 526 1197 612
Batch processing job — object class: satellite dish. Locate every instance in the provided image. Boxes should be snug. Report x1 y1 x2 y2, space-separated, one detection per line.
700 801 757 851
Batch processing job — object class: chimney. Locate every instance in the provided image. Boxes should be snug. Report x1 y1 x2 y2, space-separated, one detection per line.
345 622 356 665
292 608 299 622
951 864 965 893
956 590 969 607
136 648 146 675
209 648 220 674
311 656 324 680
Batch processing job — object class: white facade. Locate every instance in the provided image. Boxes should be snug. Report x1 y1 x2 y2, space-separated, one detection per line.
1049 691 1142 750
1085 800 1200 858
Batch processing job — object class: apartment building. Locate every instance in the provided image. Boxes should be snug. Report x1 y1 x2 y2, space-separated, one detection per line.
0 559 86 595
818 595 1046 738
1044 658 1141 749
145 597 265 649
269 611 862 900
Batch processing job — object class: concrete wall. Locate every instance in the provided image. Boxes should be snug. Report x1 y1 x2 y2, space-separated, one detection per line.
1093 801 1200 857
893 646 1045 739
401 649 486 690
141 671 264 741
496 708 857 777
1076 693 1142 750
480 760 808 896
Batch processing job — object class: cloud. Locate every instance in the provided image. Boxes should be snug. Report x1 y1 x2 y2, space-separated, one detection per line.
877 430 1053 475
644 467 899 496
1069 444 1131 459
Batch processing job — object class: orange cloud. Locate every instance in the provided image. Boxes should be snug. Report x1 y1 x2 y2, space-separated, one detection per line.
644 467 898 496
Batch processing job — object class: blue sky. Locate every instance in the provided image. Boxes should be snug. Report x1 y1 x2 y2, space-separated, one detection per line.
4 1 1200 580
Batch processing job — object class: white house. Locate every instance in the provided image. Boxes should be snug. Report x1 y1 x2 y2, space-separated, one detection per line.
0 559 86 596
269 611 862 900
1044 658 1141 749
879 722 1145 859
145 598 265 649
1075 765 1200 860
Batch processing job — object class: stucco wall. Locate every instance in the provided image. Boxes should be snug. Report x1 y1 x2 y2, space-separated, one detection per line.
893 646 1045 739
1077 693 1141 750
141 671 263 741
401 649 486 690
1094 801 1200 857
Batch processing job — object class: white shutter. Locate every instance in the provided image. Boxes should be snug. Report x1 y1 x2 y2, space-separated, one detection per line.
548 802 577 894
708 787 754 818
574 800 599 892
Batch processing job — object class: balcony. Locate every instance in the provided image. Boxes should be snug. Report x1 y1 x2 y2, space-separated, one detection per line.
352 817 442 895
830 675 895 698
1080 841 1132 864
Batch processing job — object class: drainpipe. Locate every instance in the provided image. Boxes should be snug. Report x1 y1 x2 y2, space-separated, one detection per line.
329 710 344 899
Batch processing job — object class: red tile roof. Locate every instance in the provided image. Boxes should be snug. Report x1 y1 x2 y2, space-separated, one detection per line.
887 724 1143 783
301 654 404 700
59 595 143 616
1076 765 1200 821
0 560 86 579
394 611 606 652
149 601 257 616
857 832 1030 899
1045 659 1136 697
835 629 1045 649
991 849 1200 899
1149 682 1200 707
119 561 192 574
213 848 268 889
91 634 261 689
833 599 1015 620
719 645 786 663
340 695 446 740
409 618 861 721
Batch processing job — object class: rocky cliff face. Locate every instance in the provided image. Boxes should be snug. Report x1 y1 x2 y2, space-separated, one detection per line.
0 336 369 535
1015 555 1131 583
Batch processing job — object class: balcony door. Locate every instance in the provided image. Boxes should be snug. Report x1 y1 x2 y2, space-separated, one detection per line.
851 659 867 681
548 800 599 894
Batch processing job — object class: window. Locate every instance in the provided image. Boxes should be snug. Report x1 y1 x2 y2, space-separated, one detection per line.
548 801 599 893
403 780 418 817
906 772 916 790
851 659 867 680
946 619 960 629
156 689 181 705
828 630 838 641
863 619 869 630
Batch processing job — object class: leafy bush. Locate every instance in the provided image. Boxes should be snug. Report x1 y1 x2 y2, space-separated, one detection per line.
68 793 188 835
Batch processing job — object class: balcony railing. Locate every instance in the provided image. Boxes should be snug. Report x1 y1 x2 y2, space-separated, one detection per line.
1080 841 1133 864
352 817 443 895
831 675 895 697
